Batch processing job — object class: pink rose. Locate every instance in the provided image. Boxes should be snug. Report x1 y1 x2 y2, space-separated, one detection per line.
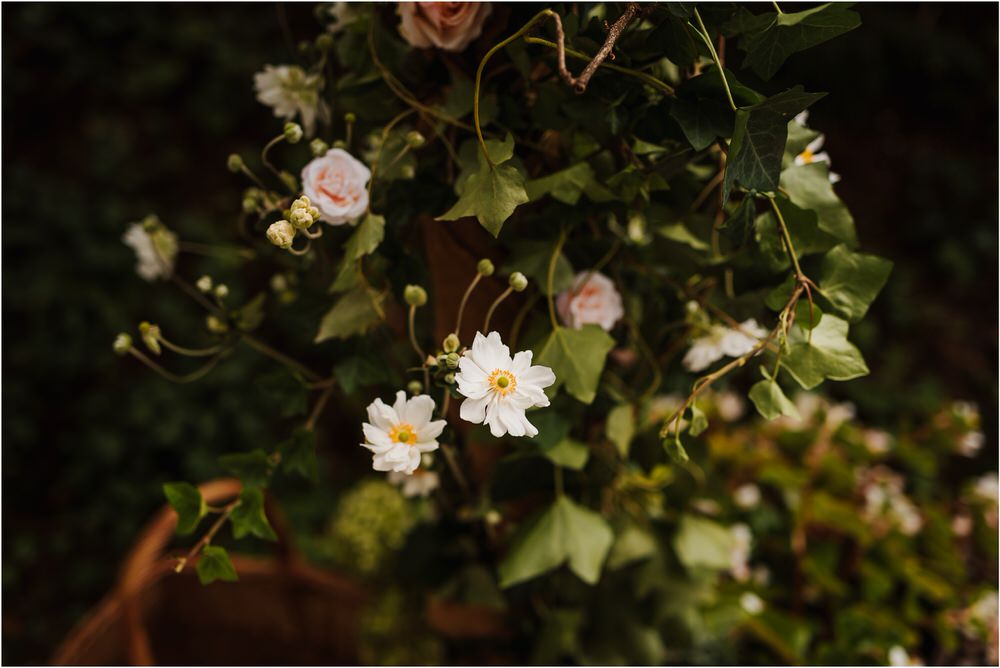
301 148 370 226
556 271 624 331
397 2 492 52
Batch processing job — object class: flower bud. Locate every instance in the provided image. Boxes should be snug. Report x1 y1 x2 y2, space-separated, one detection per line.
445 352 460 369
270 273 289 293
442 333 460 353
289 207 314 230
404 284 427 307
227 153 244 173
443 372 455 385
138 321 161 355
407 380 423 395
332 140 347 150
242 196 258 213
266 220 296 249
113 333 132 356
141 214 161 233
283 122 303 144
405 130 425 148
400 164 416 180
214 284 229 299
477 258 495 277
344 112 357 124
196 275 213 293
484 510 502 526
315 33 334 51
308 206 320 222
290 195 310 210
309 138 329 157
509 271 528 292
206 315 229 334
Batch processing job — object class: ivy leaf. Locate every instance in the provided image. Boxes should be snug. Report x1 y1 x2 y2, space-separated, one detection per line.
663 434 690 463
670 97 731 151
230 487 278 541
333 355 390 394
780 162 857 246
163 482 206 535
754 197 837 270
197 545 239 585
688 404 708 436
606 404 636 457
540 438 590 471
278 428 318 481
502 240 574 296
234 293 266 332
438 134 528 237
749 379 800 420
782 315 869 390
315 286 384 342
536 325 615 404
498 495 614 587
218 449 274 489
731 4 862 80
525 163 615 205
673 515 735 571
256 370 308 418
607 524 659 570
794 299 823 329
819 244 893 321
720 196 757 247
723 87 826 203
343 212 385 261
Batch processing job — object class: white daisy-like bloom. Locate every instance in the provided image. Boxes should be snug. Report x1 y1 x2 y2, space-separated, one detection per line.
683 319 768 373
455 331 556 438
361 391 446 475
122 221 177 281
793 111 841 183
388 468 440 498
254 64 330 137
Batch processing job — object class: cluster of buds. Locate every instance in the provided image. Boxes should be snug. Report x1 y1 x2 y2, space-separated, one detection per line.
266 196 320 250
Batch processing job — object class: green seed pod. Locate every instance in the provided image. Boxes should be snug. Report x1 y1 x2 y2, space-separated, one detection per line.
283 122 303 144
445 352 460 369
196 275 213 293
403 284 427 307
405 130 425 148
477 258 495 277
509 271 528 292
113 333 132 356
442 333 460 353
310 138 329 157
407 380 423 396
227 153 244 173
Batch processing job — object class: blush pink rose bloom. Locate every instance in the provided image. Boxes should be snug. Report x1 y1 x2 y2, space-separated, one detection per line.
556 271 625 331
397 2 493 52
301 148 370 226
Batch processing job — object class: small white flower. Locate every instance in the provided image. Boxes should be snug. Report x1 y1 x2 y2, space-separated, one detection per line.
455 331 556 438
730 523 753 582
715 390 746 422
957 430 985 457
555 271 624 331
254 64 329 137
734 483 761 509
862 428 892 455
794 133 841 183
122 221 177 281
388 468 440 498
683 319 768 372
953 400 980 423
301 148 371 225
794 110 810 126
888 645 923 667
973 473 999 505
740 592 764 615
361 391 446 475
327 2 364 34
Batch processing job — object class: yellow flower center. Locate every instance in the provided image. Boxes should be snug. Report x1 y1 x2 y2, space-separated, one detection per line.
488 369 517 396
798 148 814 164
389 423 415 444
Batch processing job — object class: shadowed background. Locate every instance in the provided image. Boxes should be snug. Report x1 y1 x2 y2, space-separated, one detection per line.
2 3 997 663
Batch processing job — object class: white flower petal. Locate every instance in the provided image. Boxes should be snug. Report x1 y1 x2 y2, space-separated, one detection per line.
417 418 446 443
460 394 489 423
362 423 392 448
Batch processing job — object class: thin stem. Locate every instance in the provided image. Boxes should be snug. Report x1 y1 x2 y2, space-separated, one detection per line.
260 134 288 187
771 1 784 14
692 9 737 112
178 241 256 261
300 225 323 240
174 498 241 574
128 347 222 384
509 291 540 349
367 108 418 212
171 275 222 316
240 334 321 383
304 383 335 431
155 334 225 358
239 164 269 191
454 273 482 336
546 229 568 331
769 197 806 281
440 443 472 500
483 287 513 333
524 36 675 96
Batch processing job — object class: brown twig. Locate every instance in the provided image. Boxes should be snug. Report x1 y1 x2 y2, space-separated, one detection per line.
174 497 241 574
548 4 642 94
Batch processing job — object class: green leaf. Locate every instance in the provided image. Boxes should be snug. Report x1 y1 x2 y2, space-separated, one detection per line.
732 4 862 80
657 221 710 251
749 379 800 420
765 273 797 311
688 404 708 436
256 370 308 418
278 428 318 481
780 162 856 245
782 315 869 390
663 435 690 463
234 293 266 332
498 495 614 587
438 134 528 237
343 212 385 261
819 244 893 321
673 515 735 571
794 299 823 329
197 545 239 585
723 87 826 202
606 404 636 457
607 524 659 570
333 355 389 394
163 482 206 535
502 240 574 296
218 449 274 489
315 287 384 342
525 162 615 205
230 487 278 541
536 325 615 404
541 438 590 471
754 197 838 269
670 97 731 151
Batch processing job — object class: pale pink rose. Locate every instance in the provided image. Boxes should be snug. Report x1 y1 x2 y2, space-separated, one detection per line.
556 271 624 331
301 148 370 226
397 2 493 52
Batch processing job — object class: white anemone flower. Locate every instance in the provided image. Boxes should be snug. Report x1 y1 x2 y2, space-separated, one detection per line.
683 319 768 372
361 391 445 475
254 64 330 137
122 221 177 281
388 469 440 498
793 111 842 184
455 331 556 438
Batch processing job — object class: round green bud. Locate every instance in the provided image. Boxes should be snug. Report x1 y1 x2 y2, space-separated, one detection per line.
227 153 244 173
315 33 334 51
206 315 229 334
266 220 296 249
403 284 427 307
443 372 455 385
308 206 320 222
113 333 132 356
196 275 213 293
289 207 314 230
138 321 161 355
214 284 229 299
332 140 347 150
442 333 460 354
407 380 423 396
283 122 303 144
400 164 416 180
310 138 329 157
509 271 528 292
291 195 311 210
445 352 460 369
141 214 160 232
242 197 258 213
344 112 357 124
405 130 426 148
477 258 495 277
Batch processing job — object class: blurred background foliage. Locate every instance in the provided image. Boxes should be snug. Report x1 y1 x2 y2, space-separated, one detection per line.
1 3 996 664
